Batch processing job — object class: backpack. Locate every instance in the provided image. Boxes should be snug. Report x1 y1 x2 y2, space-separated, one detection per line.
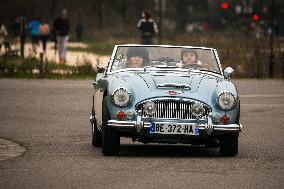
39 24 50 36
141 21 154 36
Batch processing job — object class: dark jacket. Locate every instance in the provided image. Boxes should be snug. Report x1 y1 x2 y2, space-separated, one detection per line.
137 18 158 38
53 18 70 37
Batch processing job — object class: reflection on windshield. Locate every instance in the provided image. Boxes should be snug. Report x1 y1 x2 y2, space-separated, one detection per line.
111 46 220 74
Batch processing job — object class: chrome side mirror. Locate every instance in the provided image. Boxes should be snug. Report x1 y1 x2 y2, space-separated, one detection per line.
224 67 234 79
93 81 99 90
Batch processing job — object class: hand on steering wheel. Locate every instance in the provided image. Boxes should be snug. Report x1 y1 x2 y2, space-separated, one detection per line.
182 63 203 69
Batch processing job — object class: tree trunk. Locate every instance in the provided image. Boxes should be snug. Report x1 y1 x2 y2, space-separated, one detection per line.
175 0 189 32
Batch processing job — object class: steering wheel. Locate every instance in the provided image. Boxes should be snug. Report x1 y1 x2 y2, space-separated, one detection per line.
182 63 203 70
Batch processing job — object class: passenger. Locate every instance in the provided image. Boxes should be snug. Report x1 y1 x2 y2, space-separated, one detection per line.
123 47 149 68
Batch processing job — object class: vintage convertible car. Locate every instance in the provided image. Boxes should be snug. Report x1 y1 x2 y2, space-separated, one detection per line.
90 45 242 156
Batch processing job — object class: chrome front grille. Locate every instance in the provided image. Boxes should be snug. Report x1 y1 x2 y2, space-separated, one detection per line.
136 98 211 119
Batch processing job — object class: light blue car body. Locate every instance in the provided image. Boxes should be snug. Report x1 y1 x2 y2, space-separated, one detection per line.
92 45 241 147
97 71 239 124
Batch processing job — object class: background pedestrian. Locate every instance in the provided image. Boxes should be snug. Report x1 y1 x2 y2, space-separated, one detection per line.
39 18 50 53
0 23 8 54
13 17 20 50
53 9 70 64
75 22 83 42
137 11 158 45
28 17 41 55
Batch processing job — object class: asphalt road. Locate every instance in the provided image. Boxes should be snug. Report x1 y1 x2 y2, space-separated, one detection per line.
0 79 283 189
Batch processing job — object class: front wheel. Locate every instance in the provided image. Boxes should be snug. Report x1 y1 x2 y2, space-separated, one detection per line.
219 133 239 157
102 97 120 156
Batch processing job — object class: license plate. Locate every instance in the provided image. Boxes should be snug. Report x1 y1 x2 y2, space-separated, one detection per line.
149 122 199 135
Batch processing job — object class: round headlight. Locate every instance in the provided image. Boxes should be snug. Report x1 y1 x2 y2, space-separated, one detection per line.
143 101 157 116
217 91 235 110
112 88 130 107
191 102 205 117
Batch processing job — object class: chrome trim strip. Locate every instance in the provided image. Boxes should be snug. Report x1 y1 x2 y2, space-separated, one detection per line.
213 49 223 77
107 120 241 132
108 120 136 127
156 83 191 89
109 68 223 78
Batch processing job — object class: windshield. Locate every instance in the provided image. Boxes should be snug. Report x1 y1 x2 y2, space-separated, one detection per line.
110 46 221 74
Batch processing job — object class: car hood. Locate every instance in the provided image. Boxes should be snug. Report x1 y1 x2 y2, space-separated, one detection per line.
108 71 221 105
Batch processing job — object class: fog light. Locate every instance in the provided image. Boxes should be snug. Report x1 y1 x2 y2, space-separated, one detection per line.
126 111 134 119
221 114 230 123
191 102 205 117
117 111 125 119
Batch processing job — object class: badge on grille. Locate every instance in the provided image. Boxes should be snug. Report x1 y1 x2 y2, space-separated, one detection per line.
166 90 183 95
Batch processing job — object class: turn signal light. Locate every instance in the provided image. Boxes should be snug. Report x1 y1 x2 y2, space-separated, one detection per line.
221 114 230 123
117 111 125 119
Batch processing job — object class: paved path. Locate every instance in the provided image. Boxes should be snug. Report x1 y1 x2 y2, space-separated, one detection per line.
0 79 283 189
10 42 110 69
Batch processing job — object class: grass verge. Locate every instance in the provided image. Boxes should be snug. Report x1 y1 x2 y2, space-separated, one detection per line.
0 54 97 79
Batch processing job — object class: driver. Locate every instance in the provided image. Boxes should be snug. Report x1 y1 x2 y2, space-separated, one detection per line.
180 49 202 68
122 47 149 68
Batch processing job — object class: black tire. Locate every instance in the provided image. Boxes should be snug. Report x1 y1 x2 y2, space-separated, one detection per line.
91 110 102 147
205 138 220 148
219 133 239 157
102 97 120 156
236 102 240 124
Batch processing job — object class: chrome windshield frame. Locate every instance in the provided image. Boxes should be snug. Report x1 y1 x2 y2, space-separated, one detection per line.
107 45 224 78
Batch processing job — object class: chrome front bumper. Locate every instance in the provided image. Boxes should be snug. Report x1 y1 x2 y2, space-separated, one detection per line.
107 120 242 135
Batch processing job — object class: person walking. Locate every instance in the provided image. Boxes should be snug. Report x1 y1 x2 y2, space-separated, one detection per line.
53 9 70 64
0 23 8 54
75 22 83 42
28 17 41 55
137 11 158 45
39 18 50 53
13 17 20 50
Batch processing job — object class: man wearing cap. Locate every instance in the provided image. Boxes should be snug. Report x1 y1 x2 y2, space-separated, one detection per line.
53 9 70 64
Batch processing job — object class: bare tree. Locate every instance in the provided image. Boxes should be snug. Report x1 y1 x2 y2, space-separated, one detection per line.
111 0 131 29
49 0 58 15
175 0 189 32
92 0 105 29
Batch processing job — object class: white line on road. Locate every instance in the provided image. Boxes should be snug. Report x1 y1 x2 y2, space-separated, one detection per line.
242 104 284 107
240 94 284 98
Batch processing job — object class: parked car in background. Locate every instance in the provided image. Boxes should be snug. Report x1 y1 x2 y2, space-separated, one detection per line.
90 45 242 156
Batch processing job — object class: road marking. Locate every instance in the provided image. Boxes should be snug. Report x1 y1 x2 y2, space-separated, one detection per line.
0 139 26 161
240 94 284 98
242 104 284 107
